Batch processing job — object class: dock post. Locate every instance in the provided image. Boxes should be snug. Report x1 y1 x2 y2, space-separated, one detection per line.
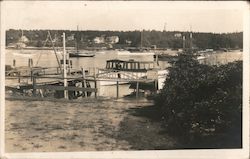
32 76 36 96
155 54 159 66
94 77 97 98
81 67 87 98
13 59 16 68
116 81 119 99
30 70 33 82
31 59 33 67
154 79 158 91
18 71 21 83
63 32 68 99
136 81 139 99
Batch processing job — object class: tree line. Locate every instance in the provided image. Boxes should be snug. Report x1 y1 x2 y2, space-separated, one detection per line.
6 29 243 50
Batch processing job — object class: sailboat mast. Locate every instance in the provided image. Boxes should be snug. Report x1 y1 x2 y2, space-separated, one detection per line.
183 35 186 50
190 32 193 50
189 25 193 51
76 25 79 53
140 30 143 48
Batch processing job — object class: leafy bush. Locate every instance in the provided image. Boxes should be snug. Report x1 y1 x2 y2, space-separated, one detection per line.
154 53 242 148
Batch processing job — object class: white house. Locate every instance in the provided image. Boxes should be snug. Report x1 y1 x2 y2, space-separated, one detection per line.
174 33 182 38
106 36 119 44
93 36 105 44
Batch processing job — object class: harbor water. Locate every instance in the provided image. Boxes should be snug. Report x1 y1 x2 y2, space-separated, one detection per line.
5 49 170 98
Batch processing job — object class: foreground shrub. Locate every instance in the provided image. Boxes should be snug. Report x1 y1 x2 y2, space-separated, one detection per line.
154 53 242 148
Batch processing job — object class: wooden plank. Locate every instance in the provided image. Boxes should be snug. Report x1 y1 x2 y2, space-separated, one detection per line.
34 85 97 92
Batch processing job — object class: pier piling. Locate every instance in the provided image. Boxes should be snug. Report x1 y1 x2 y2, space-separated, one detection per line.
18 72 21 83
13 59 16 68
32 76 36 96
116 81 119 99
30 70 33 82
136 81 139 99
81 68 87 98
94 77 97 98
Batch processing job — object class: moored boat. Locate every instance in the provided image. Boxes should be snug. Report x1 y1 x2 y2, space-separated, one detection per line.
68 50 95 57
117 50 155 56
97 59 154 86
68 26 95 58
97 59 167 87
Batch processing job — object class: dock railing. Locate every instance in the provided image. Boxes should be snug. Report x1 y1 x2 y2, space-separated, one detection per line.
31 75 98 99
6 66 159 100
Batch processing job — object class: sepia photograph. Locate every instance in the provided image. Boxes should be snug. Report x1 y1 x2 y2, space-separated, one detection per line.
0 1 249 158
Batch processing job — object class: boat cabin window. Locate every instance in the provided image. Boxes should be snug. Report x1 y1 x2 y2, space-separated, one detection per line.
106 61 124 70
106 60 154 71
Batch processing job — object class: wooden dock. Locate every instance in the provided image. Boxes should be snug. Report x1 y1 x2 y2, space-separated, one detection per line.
5 66 159 100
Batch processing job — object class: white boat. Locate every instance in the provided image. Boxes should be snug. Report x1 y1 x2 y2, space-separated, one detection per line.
13 52 35 58
97 59 154 86
197 55 206 60
97 59 167 87
157 69 168 90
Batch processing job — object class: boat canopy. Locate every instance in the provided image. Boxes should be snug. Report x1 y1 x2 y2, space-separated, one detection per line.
105 59 155 72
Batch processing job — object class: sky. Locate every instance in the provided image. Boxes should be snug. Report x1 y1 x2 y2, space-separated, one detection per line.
1 1 246 33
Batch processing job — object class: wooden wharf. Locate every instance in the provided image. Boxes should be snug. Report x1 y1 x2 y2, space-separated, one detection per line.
5 66 157 100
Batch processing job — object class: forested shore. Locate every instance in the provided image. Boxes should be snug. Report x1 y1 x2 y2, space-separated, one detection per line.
6 29 242 50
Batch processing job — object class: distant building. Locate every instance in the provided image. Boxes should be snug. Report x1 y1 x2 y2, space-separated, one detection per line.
19 35 29 43
93 35 119 44
14 35 29 48
174 33 182 38
125 40 132 45
67 34 75 41
106 36 119 44
93 36 105 44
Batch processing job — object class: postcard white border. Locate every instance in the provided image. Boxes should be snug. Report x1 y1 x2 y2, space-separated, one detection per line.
0 1 249 159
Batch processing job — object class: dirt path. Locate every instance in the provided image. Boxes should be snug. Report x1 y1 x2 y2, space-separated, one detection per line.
5 98 178 152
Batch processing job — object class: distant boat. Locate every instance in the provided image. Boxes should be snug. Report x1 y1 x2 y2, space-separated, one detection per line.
117 49 155 56
68 26 95 58
68 50 95 57
118 30 155 56
13 52 35 58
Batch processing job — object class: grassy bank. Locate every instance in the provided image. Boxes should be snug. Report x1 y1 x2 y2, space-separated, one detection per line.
5 98 178 152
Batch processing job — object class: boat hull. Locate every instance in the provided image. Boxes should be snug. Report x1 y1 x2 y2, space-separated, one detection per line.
98 80 128 86
69 53 95 57
157 70 168 90
117 51 155 56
